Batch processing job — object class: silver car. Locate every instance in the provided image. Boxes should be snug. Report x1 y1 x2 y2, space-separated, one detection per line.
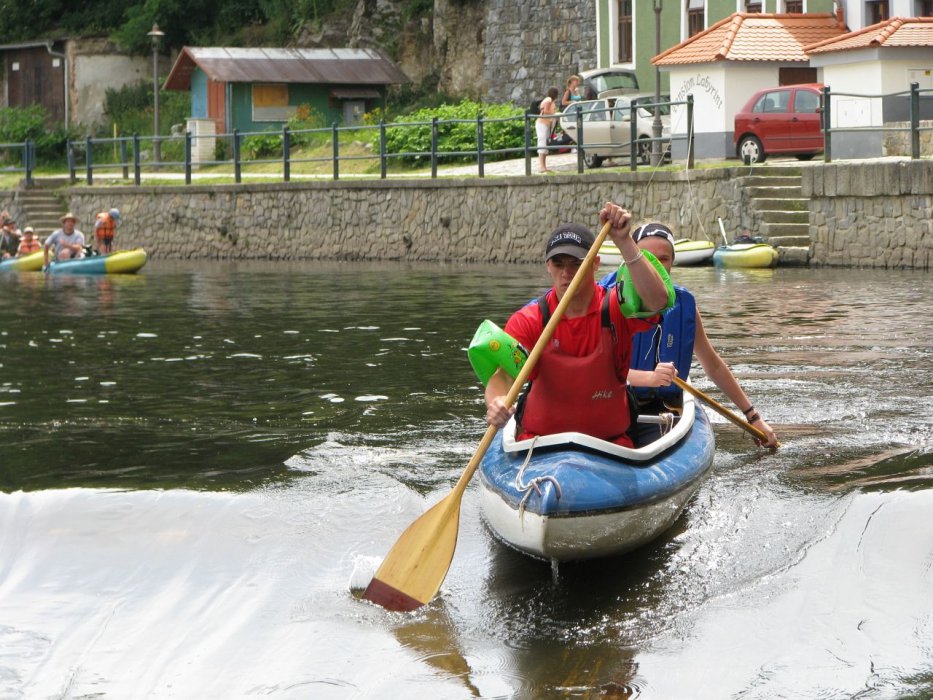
560 94 672 168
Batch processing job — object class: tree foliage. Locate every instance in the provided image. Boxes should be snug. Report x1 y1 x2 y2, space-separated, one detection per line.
0 0 360 54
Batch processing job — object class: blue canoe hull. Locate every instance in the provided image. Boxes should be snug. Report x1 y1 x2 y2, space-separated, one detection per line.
48 249 147 275
479 398 715 561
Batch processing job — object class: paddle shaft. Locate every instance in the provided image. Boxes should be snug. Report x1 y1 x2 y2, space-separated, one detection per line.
672 375 770 444
717 217 729 246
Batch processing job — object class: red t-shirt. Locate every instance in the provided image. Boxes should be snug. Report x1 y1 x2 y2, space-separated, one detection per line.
504 284 658 383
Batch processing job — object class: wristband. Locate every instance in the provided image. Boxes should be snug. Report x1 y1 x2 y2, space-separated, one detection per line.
622 249 644 266
742 405 755 416
746 412 761 424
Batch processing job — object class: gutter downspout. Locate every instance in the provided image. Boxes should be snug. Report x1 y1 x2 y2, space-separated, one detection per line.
45 41 69 128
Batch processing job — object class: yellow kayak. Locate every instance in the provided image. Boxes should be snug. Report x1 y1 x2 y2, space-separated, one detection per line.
0 250 44 272
713 243 778 268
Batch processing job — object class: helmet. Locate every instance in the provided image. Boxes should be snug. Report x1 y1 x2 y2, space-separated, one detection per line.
109 208 121 222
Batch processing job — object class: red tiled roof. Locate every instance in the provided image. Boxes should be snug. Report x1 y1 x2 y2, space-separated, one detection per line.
805 16 933 54
653 13 846 65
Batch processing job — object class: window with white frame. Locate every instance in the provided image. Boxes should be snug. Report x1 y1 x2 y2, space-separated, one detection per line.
619 0 633 63
687 0 704 36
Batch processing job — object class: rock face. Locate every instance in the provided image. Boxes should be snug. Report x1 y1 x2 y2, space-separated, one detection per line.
298 0 597 107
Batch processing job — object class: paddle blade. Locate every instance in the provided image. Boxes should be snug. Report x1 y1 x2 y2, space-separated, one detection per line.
362 494 463 612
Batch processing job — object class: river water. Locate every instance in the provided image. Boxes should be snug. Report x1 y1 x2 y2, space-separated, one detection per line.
0 261 930 699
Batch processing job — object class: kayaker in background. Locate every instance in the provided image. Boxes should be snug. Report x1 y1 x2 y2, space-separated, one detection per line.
621 222 779 449
483 202 674 447
0 217 21 259
16 226 40 256
44 212 86 266
94 208 121 254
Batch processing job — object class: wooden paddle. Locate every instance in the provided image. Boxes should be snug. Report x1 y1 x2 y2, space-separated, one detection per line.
672 375 776 446
362 220 614 612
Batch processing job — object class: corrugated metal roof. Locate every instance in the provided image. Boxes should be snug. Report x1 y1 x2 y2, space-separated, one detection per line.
806 17 933 54
653 13 846 66
164 46 408 90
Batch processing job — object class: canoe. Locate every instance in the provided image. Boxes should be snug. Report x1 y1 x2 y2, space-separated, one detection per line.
47 248 148 275
673 239 715 266
713 242 778 269
0 250 44 272
600 239 715 267
479 391 715 562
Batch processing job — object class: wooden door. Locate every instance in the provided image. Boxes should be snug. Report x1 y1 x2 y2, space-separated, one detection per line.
207 80 226 134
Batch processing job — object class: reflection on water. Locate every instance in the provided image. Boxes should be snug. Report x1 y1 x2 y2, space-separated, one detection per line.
0 261 930 698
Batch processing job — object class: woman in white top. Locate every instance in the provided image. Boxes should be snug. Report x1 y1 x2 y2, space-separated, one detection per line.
536 87 560 174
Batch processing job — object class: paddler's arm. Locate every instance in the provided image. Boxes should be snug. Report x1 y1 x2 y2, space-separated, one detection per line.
692 309 778 448
599 202 670 313
484 368 515 429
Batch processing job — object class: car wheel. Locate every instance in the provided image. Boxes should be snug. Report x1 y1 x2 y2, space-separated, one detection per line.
796 153 815 161
583 151 603 168
637 138 652 165
738 135 766 164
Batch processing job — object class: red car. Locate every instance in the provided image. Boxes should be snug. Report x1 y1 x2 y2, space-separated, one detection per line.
733 84 824 163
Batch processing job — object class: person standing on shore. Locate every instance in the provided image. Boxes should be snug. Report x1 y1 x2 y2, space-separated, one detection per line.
536 87 560 174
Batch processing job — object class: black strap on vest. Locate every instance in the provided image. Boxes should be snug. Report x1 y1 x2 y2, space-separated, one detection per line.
537 293 613 332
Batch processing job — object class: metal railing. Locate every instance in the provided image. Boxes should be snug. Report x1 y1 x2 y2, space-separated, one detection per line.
0 140 35 185
822 82 933 162
64 100 695 185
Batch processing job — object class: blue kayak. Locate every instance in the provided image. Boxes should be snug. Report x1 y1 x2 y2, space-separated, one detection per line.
47 248 147 275
479 391 715 562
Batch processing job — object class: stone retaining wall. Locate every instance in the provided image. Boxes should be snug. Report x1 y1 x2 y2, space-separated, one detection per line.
57 170 746 263
803 160 932 269
2 161 929 269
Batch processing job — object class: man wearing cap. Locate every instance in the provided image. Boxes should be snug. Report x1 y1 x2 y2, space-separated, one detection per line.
94 207 121 254
44 213 86 266
607 222 778 448
0 217 21 259
483 202 672 447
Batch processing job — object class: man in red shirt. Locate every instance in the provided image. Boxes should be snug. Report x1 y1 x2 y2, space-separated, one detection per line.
483 202 671 446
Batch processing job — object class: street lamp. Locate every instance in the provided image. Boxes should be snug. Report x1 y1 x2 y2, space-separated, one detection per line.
651 0 663 166
147 23 165 162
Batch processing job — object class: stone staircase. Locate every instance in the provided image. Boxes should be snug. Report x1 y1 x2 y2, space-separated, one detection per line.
14 177 70 238
738 167 811 266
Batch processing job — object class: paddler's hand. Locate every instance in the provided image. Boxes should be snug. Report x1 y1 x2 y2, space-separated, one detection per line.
485 396 515 429
598 202 633 249
650 362 676 387
751 415 779 450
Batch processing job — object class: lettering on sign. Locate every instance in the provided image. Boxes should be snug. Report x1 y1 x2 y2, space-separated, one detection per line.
675 73 723 110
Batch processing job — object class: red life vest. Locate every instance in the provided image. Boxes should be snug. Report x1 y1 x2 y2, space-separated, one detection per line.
18 238 40 255
95 212 116 240
519 294 635 446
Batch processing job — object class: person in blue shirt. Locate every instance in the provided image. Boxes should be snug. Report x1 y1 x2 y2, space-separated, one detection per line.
608 222 778 448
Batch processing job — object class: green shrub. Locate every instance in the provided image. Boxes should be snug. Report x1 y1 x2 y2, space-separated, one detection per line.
0 104 75 165
286 104 330 149
373 100 525 165
242 132 282 160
